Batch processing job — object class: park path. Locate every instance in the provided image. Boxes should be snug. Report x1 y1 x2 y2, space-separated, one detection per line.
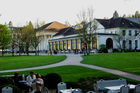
0 54 140 81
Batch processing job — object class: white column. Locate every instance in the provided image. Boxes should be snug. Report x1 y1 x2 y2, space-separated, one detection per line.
54 42 56 50
91 39 93 49
79 39 82 50
70 40 72 50
62 41 64 50
75 39 77 49
58 41 60 50
66 40 68 50
48 42 50 50
51 42 53 50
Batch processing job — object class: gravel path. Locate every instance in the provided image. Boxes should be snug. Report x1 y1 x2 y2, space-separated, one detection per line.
0 54 140 81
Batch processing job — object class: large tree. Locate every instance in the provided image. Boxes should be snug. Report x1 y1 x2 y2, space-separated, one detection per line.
31 34 41 55
113 11 119 17
22 21 34 56
77 8 97 55
0 24 11 56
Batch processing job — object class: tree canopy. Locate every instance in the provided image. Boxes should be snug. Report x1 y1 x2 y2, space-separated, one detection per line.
0 24 11 56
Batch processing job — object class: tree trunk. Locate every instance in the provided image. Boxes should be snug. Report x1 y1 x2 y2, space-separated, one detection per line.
35 47 37 56
12 47 14 56
2 47 4 56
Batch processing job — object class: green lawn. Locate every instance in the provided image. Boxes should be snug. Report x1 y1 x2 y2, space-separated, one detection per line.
81 52 140 75
0 66 130 81
0 66 139 83
0 55 66 70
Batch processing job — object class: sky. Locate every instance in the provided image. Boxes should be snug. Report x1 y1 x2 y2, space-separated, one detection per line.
0 0 140 26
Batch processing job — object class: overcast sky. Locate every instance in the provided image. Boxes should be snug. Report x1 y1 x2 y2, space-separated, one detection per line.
0 0 140 26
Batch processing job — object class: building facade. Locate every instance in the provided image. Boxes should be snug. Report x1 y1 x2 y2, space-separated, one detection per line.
37 17 140 53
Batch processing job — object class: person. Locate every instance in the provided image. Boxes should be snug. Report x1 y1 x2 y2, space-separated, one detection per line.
13 72 21 86
13 72 30 92
26 71 36 87
32 73 44 93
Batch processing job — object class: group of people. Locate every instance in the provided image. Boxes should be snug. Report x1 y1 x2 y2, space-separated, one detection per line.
13 71 44 93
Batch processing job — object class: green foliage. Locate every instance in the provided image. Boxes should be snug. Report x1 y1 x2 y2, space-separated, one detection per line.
0 24 12 56
0 77 13 86
82 52 140 75
0 55 66 70
99 44 107 53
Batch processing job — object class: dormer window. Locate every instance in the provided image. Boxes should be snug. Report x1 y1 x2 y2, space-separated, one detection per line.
122 30 126 36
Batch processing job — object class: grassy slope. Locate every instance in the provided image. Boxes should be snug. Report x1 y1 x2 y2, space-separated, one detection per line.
0 66 139 83
81 52 140 75
0 55 66 70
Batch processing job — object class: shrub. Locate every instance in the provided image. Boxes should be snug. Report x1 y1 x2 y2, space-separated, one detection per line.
0 77 13 86
44 73 62 89
99 44 108 53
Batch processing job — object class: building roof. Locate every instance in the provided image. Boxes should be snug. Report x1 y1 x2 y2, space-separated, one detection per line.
36 21 68 32
126 18 140 24
54 27 76 36
96 17 140 29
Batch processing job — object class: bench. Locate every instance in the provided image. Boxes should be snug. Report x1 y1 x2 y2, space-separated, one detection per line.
94 79 127 93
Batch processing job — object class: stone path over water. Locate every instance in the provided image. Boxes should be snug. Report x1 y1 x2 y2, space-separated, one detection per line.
0 54 140 81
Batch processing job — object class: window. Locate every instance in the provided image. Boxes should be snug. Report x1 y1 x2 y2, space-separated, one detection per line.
129 30 131 36
122 30 126 36
122 40 125 49
129 40 132 49
135 30 137 36
135 40 138 49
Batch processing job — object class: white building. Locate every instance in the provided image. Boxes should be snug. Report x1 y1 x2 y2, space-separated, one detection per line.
37 17 140 52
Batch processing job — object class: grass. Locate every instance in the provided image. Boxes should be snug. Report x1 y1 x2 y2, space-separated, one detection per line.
81 52 140 75
0 55 66 70
0 66 139 83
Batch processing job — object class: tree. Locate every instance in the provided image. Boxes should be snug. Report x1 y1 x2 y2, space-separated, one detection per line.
8 21 13 28
77 8 97 55
16 28 24 56
113 11 119 17
135 11 140 18
113 34 124 51
122 14 126 18
31 33 41 55
22 21 34 56
0 24 11 56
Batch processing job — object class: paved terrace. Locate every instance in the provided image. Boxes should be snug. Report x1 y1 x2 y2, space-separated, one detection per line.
0 54 140 81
